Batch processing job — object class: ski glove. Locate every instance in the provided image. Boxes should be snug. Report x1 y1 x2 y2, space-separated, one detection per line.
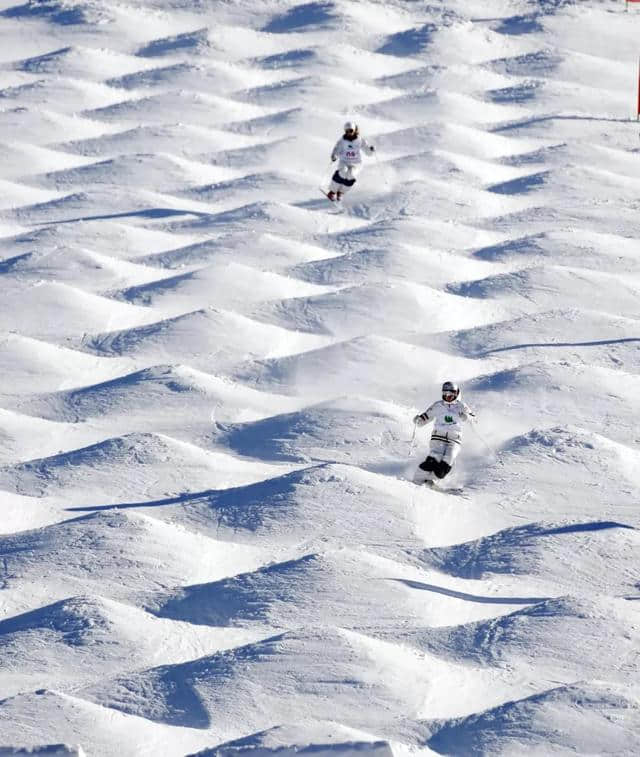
369 145 375 152
331 155 337 162
413 413 428 426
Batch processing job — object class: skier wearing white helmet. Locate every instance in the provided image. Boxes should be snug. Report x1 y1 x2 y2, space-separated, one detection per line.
326 121 375 202
412 381 475 485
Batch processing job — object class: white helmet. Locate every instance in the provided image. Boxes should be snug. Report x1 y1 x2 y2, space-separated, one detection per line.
442 381 460 402
343 120 358 134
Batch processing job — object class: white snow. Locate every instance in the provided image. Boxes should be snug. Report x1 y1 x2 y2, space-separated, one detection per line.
1 0 639 755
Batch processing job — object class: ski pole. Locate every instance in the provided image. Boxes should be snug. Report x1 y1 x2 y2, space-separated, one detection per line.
408 421 418 454
320 157 333 184
319 159 334 199
470 422 498 460
374 150 390 191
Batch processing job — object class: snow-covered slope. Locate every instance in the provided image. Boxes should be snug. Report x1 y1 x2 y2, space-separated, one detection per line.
1 0 639 755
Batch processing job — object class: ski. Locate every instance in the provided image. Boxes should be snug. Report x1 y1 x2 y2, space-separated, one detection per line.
319 188 344 210
416 479 467 497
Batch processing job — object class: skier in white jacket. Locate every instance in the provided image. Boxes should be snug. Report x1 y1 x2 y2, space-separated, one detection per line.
412 381 475 484
326 121 375 202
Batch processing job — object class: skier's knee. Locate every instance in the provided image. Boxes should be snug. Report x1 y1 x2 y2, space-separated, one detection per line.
419 456 437 472
332 170 356 187
434 461 451 479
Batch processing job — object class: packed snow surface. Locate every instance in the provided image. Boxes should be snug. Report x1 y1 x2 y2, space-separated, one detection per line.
1 0 639 755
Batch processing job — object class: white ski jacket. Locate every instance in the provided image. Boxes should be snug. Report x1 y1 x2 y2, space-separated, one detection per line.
331 135 374 165
415 399 474 442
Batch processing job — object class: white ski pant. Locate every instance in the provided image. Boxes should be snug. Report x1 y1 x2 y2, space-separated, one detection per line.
413 434 462 483
329 162 360 195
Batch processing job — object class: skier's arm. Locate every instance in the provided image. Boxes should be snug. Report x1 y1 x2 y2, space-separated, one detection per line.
461 402 476 422
361 137 375 155
413 402 436 426
330 139 341 161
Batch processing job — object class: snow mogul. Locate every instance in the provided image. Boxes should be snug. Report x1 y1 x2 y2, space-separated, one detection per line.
325 121 375 202
412 381 475 485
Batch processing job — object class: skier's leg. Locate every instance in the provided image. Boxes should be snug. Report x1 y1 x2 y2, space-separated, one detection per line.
413 440 445 484
329 163 358 197
413 456 437 483
433 460 451 479
338 165 359 199
413 464 434 484
434 442 461 479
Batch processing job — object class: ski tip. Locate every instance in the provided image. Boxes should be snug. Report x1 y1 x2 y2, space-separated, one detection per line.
319 188 344 206
414 479 467 496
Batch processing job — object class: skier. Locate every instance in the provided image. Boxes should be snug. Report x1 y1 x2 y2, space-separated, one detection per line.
412 381 475 485
325 121 375 202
